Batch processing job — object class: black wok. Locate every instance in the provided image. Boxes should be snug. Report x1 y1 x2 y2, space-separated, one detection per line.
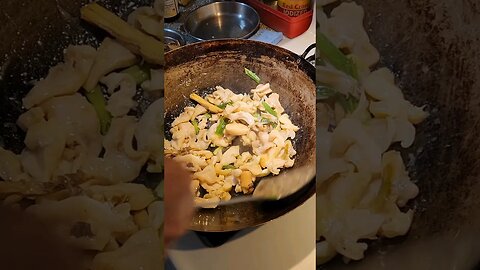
165 39 316 232
320 0 480 269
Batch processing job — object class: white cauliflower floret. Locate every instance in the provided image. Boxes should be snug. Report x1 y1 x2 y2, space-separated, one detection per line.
227 111 255 126
23 45 97 108
171 106 195 127
207 86 236 105
16 107 45 131
251 83 272 98
101 73 137 117
194 164 220 185
91 228 162 270
127 7 163 39
81 117 148 184
147 201 163 231
34 94 102 177
220 146 240 165
269 129 287 148
141 69 163 92
0 147 29 182
170 122 196 149
279 114 300 132
135 99 164 173
194 196 220 208
83 38 137 91
21 120 66 181
240 159 264 176
380 203 414 238
167 83 298 202
83 183 155 211
266 158 286 175
234 101 257 114
27 196 137 251
190 129 210 150
319 2 380 67
264 93 285 114
323 209 385 260
207 123 230 147
191 105 207 120
225 122 249 136
174 154 208 172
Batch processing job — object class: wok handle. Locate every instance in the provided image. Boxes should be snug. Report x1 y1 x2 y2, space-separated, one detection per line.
301 43 316 65
301 43 316 59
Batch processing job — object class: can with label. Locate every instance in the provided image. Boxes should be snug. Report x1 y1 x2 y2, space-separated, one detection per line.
165 0 180 22
277 0 310 17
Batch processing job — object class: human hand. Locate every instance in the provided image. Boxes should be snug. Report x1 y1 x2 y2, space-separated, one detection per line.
164 158 194 248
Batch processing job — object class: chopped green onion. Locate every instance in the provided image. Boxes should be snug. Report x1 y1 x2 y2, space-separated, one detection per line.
217 101 233 109
204 113 212 119
191 119 199 135
336 93 359 114
317 31 358 79
261 117 278 128
316 86 337 100
215 117 228 135
262 102 278 117
222 164 236 170
121 65 151 85
244 67 260 83
85 85 112 135
213 147 223 155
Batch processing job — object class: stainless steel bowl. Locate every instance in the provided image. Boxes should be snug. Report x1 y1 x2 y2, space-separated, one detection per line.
184 2 260 41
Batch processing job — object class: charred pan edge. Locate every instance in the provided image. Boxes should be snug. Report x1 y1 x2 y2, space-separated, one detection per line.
166 39 315 82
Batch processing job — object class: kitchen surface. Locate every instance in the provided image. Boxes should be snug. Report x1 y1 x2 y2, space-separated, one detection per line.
165 0 316 269
164 0 316 56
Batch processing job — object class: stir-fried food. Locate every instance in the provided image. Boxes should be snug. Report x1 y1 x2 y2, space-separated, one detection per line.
165 84 299 208
0 2 164 270
316 1 428 264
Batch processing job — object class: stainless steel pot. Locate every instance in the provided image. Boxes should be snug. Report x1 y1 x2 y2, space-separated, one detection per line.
183 2 260 41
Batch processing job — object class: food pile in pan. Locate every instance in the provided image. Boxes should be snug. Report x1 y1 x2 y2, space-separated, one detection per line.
165 71 299 208
0 1 165 269
316 0 428 263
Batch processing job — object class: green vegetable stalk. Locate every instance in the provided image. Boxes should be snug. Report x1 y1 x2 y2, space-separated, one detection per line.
191 119 200 135
85 85 112 135
121 65 151 85
244 67 261 83
336 93 359 114
317 31 358 80
316 86 337 100
217 101 233 109
262 102 278 117
261 117 278 128
213 147 223 155
222 164 236 170
215 117 228 135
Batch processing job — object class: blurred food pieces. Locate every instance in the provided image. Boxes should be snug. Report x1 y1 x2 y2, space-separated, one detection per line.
0 206 85 270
